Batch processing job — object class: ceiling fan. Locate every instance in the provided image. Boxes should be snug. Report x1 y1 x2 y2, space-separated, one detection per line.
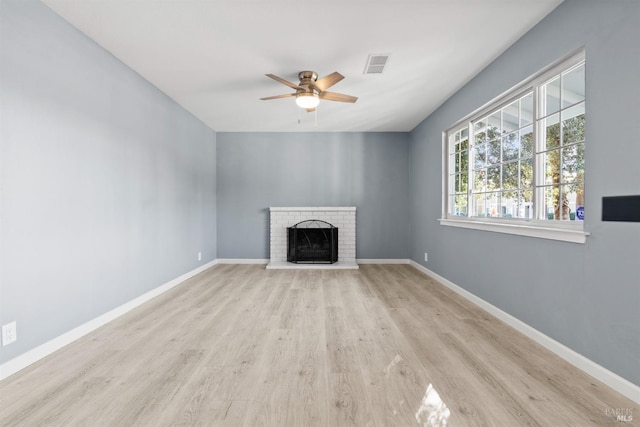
260 71 358 112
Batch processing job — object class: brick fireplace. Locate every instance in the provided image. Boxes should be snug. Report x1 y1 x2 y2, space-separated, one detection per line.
267 207 357 269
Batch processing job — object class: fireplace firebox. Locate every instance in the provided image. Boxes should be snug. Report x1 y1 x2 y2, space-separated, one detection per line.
287 219 338 264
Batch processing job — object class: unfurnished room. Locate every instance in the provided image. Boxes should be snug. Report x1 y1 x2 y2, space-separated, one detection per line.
0 0 639 425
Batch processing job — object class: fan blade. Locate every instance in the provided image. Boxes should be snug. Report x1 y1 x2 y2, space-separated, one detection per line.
265 74 303 90
260 93 295 101
313 71 344 91
305 107 316 113
319 91 358 103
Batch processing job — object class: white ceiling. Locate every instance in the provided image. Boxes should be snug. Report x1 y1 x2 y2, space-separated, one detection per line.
41 0 563 132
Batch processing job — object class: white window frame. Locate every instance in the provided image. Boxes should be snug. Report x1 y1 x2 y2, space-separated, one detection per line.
440 50 588 244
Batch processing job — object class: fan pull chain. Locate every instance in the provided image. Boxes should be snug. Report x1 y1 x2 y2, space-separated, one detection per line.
315 107 318 127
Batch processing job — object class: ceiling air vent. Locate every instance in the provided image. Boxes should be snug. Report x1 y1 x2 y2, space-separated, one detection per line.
364 54 390 74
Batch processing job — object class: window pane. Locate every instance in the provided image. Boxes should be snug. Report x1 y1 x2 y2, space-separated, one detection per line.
561 144 583 183
544 77 561 115
577 143 584 179
543 184 581 221
520 158 533 190
474 120 486 144
543 113 561 151
503 100 519 133
502 161 519 190
544 186 560 220
545 184 583 221
487 192 501 217
455 194 468 216
573 181 585 217
474 169 487 192
487 111 501 139
520 126 533 158
520 93 533 126
474 144 486 169
562 103 585 145
461 150 468 176
461 172 467 192
487 140 501 164
487 166 500 190
474 193 487 217
543 149 561 185
502 132 519 161
561 63 585 108
564 184 580 219
502 191 518 218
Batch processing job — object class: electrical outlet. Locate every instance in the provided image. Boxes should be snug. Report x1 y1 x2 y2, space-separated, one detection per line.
424 252 428 262
2 321 17 346
197 251 202 261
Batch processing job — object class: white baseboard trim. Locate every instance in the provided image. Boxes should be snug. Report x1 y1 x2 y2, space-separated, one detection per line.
357 259 411 264
218 259 412 267
217 259 412 266
0 259 218 382
409 260 640 404
216 258 269 264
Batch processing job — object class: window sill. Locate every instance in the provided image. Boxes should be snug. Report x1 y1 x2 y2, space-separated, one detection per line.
439 218 589 244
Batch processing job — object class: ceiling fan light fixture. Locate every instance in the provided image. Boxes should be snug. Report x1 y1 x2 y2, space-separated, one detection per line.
295 92 319 109
262 71 356 111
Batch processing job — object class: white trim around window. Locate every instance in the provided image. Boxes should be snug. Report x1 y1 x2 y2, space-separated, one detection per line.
439 217 588 243
441 49 588 244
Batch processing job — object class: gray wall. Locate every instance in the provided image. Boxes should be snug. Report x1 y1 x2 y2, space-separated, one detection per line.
217 132 410 259
409 0 640 385
0 1 217 365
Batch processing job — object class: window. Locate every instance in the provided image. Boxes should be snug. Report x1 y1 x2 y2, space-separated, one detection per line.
442 52 587 243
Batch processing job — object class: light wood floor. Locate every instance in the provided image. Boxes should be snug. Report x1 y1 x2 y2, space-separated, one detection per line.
0 264 636 426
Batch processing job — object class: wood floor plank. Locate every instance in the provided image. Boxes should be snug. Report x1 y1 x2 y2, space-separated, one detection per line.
329 372 380 427
278 328 329 426
0 264 637 427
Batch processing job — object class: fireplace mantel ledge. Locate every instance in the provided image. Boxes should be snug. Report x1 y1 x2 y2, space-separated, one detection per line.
270 207 356 211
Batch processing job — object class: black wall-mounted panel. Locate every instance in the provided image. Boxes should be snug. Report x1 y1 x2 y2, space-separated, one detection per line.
602 195 640 222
